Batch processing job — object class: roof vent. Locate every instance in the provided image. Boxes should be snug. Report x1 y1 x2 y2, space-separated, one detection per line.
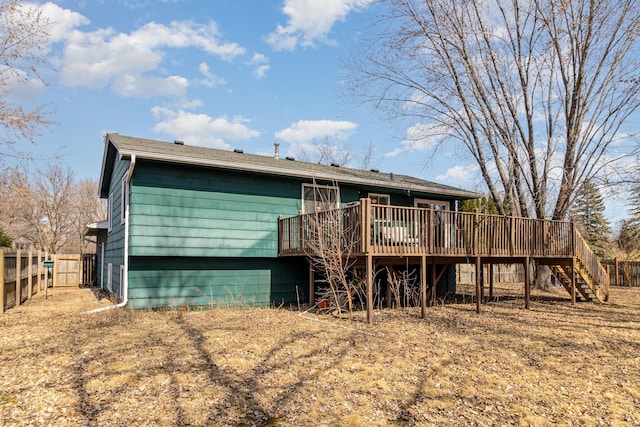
285 156 295 161
174 140 184 145
330 163 341 167
370 169 379 173
390 172 394 180
274 142 280 159
234 148 244 154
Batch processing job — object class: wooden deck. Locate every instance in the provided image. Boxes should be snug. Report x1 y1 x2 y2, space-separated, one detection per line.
278 198 609 323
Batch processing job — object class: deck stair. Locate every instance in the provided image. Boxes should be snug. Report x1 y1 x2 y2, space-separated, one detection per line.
550 230 609 303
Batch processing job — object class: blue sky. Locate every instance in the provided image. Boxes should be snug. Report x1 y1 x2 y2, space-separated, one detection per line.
14 1 431 179
6 0 634 223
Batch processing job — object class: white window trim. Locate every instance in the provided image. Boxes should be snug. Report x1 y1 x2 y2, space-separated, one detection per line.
107 193 113 232
369 193 390 205
120 176 128 225
301 183 340 214
414 198 450 210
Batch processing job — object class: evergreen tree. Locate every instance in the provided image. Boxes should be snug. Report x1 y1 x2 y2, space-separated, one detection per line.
0 227 12 247
627 182 640 237
569 180 611 260
458 196 500 214
615 219 639 257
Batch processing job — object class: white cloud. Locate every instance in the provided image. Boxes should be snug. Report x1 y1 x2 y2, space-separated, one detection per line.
52 15 245 97
197 62 226 88
275 119 358 143
111 74 189 98
151 107 260 149
0 66 46 102
266 0 368 51
34 2 89 43
248 53 270 79
386 122 449 157
436 164 479 185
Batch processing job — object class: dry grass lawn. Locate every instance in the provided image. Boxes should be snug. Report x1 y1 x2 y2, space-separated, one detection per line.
1 284 639 426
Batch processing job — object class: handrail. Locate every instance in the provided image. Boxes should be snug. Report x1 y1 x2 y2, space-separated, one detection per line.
279 200 576 259
573 227 610 300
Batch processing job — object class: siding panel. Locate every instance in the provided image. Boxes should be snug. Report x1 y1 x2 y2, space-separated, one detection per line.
128 257 308 309
129 161 301 258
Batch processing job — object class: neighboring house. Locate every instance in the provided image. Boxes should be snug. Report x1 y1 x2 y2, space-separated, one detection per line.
91 134 479 309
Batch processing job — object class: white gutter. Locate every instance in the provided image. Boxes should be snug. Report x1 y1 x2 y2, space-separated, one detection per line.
84 154 136 314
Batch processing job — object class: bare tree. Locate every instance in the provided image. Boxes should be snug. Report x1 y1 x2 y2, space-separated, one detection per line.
349 0 640 221
302 184 362 317
293 137 354 166
72 178 107 254
0 0 51 145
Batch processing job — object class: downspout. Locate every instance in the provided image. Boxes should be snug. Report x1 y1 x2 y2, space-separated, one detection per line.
84 154 136 314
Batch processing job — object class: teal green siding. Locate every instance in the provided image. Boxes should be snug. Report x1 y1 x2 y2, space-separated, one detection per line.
129 161 302 258
98 154 460 308
103 156 129 297
128 257 308 309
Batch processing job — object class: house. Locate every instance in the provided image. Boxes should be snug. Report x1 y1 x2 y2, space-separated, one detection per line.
91 133 481 309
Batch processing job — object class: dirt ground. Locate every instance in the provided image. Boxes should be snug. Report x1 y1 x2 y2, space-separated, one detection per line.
1 284 639 427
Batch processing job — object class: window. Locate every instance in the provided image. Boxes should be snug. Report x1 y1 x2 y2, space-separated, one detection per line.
120 176 129 224
414 199 450 210
302 184 339 213
369 193 390 205
119 265 125 299
107 263 113 293
107 193 113 232
415 199 450 228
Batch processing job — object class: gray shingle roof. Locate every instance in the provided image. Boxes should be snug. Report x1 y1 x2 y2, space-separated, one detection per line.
102 133 479 200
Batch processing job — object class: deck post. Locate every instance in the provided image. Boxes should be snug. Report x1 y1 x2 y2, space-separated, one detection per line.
431 259 437 307
420 255 427 318
473 209 479 256
308 261 314 306
479 260 485 302
489 263 494 299
475 256 481 313
524 257 530 309
366 254 373 325
571 257 576 305
510 212 516 256
361 198 370 254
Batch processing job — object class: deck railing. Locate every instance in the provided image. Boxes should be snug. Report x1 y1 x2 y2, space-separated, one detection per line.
279 199 575 259
574 228 610 296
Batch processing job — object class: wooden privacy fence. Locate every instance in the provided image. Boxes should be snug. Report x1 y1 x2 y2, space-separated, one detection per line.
1 247 52 313
457 264 526 284
602 259 640 287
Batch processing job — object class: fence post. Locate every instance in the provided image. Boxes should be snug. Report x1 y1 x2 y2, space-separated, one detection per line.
37 250 42 291
27 248 33 300
16 248 22 307
0 248 4 314
52 254 58 288
43 252 48 288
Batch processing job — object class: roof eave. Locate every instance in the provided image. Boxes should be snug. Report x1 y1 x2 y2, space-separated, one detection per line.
117 148 480 200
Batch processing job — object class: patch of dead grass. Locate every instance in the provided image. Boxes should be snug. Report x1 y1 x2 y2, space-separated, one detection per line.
1 285 639 426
